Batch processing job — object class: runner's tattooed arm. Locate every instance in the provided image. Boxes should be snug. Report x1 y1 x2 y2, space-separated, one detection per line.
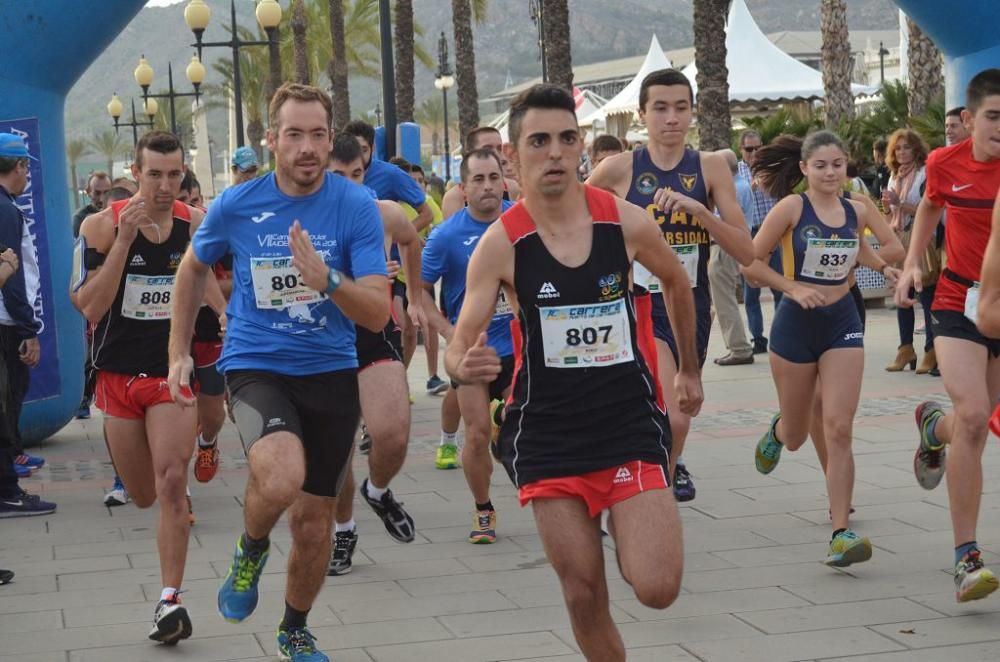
620 198 703 417
444 224 511 385
977 196 1000 337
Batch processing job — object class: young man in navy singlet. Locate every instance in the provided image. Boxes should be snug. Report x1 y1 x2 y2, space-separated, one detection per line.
589 68 753 502
447 84 702 662
73 131 219 644
168 84 389 661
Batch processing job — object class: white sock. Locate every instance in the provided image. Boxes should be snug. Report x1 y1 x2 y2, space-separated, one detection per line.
366 480 388 501
335 518 356 533
677 456 685 466
160 586 179 602
197 433 216 448
440 431 457 447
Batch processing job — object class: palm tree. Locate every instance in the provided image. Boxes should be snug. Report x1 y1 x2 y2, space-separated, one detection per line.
394 0 416 122
451 0 479 139
820 0 853 127
693 0 730 150
291 0 311 84
89 130 126 177
213 32 270 162
906 17 943 118
415 94 459 155
328 0 352 129
542 0 572 90
66 139 90 208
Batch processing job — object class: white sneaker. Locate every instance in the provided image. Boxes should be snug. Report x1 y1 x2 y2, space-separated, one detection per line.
103 477 129 507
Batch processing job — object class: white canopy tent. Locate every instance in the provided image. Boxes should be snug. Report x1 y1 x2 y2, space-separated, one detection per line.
681 0 873 103
579 34 673 135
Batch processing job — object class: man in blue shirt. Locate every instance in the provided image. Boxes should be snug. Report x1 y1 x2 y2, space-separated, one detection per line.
168 84 388 662
421 149 515 545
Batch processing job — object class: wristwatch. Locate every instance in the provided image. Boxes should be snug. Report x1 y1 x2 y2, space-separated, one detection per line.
324 268 342 296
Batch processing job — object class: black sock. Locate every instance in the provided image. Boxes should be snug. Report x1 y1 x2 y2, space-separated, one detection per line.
280 601 309 630
475 500 494 512
242 531 269 554
832 528 847 540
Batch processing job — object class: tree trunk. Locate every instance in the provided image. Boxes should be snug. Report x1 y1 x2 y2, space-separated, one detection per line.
821 0 854 127
247 119 265 164
693 0 731 150
291 0 310 85
394 0 415 122
327 0 351 130
451 0 479 141
70 164 79 208
542 0 573 91
906 18 944 118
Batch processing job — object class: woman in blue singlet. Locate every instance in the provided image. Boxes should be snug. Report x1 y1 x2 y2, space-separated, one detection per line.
741 131 895 568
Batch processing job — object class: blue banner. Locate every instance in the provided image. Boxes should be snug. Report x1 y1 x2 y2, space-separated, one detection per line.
1 117 61 402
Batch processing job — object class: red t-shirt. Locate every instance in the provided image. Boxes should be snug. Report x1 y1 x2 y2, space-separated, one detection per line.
925 139 1000 312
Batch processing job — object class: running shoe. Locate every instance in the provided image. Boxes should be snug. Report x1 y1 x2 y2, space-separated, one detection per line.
277 626 328 661
673 463 696 502
358 424 372 455
0 569 12 585
217 535 269 622
13 463 32 478
755 413 783 475
103 475 129 507
13 453 44 470
360 478 415 543
194 442 220 483
824 529 873 567
435 444 459 470
914 401 946 490
955 549 1000 603
327 529 359 576
469 509 497 544
75 405 91 420
426 375 448 395
0 490 56 518
149 594 192 645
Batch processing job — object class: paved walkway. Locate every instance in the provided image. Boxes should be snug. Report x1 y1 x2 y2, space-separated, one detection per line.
3 306 1000 661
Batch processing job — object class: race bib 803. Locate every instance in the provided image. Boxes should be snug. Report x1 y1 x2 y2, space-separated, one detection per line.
250 256 324 310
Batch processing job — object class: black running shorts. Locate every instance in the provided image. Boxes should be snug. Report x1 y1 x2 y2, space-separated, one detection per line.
225 369 360 497
451 354 515 401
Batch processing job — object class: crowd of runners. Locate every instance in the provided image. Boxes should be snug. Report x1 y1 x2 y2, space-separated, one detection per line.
2 64 1000 662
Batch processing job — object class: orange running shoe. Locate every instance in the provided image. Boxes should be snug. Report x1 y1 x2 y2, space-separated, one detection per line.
194 442 220 483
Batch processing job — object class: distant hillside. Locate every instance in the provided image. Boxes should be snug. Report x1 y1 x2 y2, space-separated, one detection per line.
66 0 901 159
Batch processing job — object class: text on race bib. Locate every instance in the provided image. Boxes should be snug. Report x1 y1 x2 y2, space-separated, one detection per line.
633 243 698 292
965 282 980 325
800 238 859 281
121 274 174 320
540 300 634 368
250 256 324 310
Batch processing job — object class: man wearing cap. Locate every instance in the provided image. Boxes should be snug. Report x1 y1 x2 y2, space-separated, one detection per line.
0 133 56 518
231 146 259 185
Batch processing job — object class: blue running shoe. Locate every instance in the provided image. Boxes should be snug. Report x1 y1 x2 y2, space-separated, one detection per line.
14 453 44 470
217 535 269 623
277 626 328 662
13 463 32 478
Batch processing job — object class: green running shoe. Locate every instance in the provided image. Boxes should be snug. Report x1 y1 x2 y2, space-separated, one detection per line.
824 529 872 567
435 443 459 470
914 401 946 490
277 626 328 661
755 413 783 475
955 549 999 603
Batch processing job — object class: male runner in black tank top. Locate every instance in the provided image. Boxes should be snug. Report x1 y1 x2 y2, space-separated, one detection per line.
72 131 221 645
589 68 753 502
446 84 703 662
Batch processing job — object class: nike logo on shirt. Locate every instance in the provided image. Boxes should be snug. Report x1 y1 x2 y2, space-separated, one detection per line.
952 184 973 192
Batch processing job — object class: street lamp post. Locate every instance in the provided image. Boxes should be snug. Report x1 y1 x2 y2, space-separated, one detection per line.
133 55 205 141
107 94 155 147
374 103 382 127
878 41 890 85
529 0 547 83
434 31 455 182
378 0 397 157
184 0 283 147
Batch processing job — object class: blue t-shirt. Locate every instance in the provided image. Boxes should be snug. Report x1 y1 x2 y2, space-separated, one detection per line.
364 158 426 208
421 204 514 357
192 172 387 375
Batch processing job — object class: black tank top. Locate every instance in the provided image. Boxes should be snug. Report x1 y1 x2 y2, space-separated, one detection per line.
626 147 711 314
497 186 671 487
92 200 191 376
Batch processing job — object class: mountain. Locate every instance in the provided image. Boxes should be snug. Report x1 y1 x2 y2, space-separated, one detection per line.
66 0 900 162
